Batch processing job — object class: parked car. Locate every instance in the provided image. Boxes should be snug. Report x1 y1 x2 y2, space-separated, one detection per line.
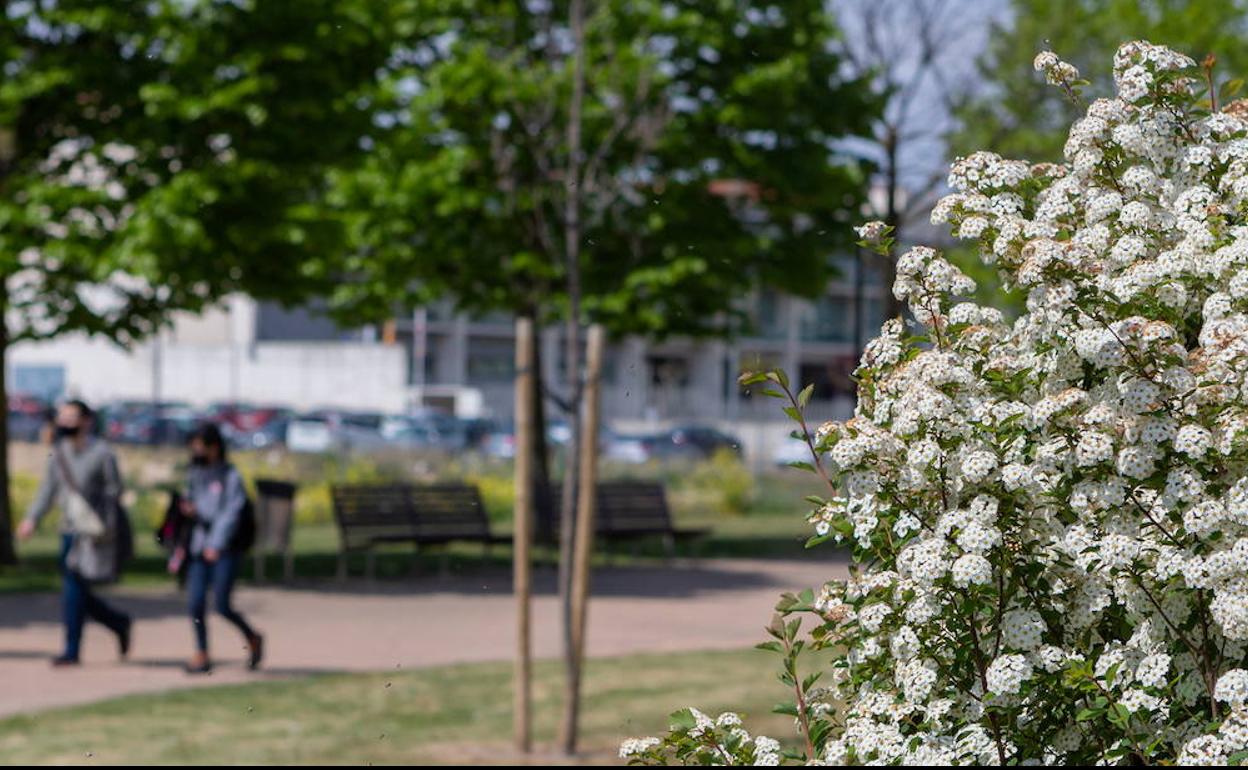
285 412 337 453
227 415 291 450
773 434 819 468
7 394 51 443
619 424 733 459
103 401 198 445
285 410 391 454
484 420 634 460
337 412 390 452
601 431 651 464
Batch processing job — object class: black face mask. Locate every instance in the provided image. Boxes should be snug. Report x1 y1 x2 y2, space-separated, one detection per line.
190 454 211 466
55 425 81 439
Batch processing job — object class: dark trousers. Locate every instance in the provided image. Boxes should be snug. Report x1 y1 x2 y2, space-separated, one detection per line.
59 534 129 661
187 552 255 653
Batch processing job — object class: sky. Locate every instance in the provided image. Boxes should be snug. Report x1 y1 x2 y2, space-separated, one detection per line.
830 0 1009 191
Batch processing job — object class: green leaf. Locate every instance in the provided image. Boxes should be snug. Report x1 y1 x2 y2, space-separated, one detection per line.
797 383 814 408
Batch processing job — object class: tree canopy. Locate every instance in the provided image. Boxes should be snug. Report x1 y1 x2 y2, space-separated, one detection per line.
326 0 880 338
951 0 1248 163
0 0 396 561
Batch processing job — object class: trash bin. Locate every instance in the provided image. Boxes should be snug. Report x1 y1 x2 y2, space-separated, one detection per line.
254 479 298 582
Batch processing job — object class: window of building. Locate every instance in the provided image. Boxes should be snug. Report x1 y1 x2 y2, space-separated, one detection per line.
754 290 787 339
466 339 516 383
799 295 853 342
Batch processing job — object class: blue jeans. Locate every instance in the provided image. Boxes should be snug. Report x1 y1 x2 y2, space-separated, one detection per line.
59 534 129 661
186 551 255 653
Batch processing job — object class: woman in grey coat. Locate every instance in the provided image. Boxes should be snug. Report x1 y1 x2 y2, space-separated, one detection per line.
181 423 263 674
16 400 132 667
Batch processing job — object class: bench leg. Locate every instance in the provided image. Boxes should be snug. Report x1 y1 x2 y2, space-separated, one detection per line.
438 549 450 578
366 550 377 582
337 550 348 582
254 550 265 584
663 533 676 561
284 549 295 582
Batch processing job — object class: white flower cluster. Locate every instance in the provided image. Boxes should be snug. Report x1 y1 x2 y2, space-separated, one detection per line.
621 708 781 765
1033 50 1080 87
812 42 1248 765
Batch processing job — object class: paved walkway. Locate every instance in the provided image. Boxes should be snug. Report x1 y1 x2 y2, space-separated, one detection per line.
0 557 845 718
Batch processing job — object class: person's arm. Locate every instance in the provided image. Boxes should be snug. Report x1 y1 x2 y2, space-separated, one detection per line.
207 467 246 552
22 453 60 529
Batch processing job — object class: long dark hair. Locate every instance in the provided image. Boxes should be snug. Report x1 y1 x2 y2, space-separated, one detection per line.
189 422 228 463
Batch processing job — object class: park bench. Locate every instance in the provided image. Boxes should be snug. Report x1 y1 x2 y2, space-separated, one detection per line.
331 482 509 579
594 481 709 556
544 480 710 557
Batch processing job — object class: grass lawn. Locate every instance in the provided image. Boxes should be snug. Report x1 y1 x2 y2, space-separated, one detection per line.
0 497 824 594
0 647 818 765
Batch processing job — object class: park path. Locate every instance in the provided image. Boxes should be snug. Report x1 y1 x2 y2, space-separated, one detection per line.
0 557 845 718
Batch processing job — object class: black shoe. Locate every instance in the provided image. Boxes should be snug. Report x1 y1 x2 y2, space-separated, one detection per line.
117 617 132 660
184 660 213 675
50 655 80 668
247 633 264 671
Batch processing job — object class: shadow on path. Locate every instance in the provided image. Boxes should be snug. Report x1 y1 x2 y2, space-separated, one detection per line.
0 556 844 631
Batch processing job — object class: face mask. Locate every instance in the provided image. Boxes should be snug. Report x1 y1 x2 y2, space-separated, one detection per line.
55 425 80 439
190 454 211 466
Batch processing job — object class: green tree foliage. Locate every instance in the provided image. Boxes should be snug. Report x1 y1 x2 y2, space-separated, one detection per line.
0 0 394 562
327 0 879 338
952 0 1248 163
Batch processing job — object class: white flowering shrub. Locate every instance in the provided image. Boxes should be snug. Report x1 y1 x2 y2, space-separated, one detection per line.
626 42 1248 765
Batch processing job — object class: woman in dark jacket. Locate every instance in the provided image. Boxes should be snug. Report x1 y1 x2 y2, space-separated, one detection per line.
181 423 263 674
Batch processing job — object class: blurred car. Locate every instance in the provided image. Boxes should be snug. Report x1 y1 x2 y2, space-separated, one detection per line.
285 410 391 454
227 415 291 450
7 394 51 442
379 416 440 449
103 401 198 445
337 412 390 451
773 434 818 468
285 412 336 453
662 425 742 458
484 420 634 460
601 431 651 464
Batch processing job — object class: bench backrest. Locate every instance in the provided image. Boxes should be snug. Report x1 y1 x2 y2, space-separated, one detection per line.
596 481 673 534
331 484 417 548
408 483 492 541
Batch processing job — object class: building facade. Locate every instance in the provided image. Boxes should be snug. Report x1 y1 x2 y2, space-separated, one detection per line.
8 255 888 426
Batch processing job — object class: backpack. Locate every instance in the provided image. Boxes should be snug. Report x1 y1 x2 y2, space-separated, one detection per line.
230 494 257 553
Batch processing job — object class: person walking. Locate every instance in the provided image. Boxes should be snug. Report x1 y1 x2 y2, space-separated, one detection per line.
181 423 263 674
16 400 133 667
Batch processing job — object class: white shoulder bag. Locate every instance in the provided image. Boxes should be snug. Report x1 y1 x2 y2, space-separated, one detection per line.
54 444 106 539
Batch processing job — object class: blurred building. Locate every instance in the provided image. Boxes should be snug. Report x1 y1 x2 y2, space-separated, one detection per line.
7 255 889 423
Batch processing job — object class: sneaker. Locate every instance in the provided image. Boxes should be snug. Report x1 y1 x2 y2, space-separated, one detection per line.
247 633 264 671
184 659 213 675
117 617 132 660
50 655 80 668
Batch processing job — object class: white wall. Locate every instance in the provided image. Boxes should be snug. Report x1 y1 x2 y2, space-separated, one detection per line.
9 333 409 413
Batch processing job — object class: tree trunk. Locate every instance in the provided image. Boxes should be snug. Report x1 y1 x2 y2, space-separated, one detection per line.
882 127 904 321
512 315 537 753
558 0 588 755
530 336 555 543
561 324 603 752
0 299 13 566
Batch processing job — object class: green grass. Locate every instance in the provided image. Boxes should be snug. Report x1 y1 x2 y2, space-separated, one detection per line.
1 478 826 594
0 647 821 765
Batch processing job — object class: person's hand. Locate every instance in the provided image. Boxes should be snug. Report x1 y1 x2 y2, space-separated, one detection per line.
203 547 219 563
16 520 35 540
